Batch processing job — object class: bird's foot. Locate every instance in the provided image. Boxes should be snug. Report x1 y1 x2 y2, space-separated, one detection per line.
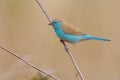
60 40 69 52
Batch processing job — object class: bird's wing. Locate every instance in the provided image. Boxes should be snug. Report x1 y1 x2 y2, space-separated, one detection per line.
60 19 83 35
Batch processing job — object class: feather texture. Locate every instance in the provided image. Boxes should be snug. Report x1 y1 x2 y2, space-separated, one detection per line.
59 19 83 35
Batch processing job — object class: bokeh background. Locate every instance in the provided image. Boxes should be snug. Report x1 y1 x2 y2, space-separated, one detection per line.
0 0 119 80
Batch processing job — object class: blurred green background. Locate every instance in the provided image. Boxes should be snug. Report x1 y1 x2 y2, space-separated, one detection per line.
0 0 119 80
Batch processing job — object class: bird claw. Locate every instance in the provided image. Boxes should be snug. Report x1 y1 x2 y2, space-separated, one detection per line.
60 40 64 43
60 40 69 52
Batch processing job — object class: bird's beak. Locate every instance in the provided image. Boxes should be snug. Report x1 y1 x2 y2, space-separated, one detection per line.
49 22 52 25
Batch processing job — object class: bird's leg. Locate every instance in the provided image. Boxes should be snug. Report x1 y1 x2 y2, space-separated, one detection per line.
60 40 69 52
60 39 64 43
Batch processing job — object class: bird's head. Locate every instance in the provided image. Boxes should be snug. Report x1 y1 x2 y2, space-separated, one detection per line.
49 19 62 29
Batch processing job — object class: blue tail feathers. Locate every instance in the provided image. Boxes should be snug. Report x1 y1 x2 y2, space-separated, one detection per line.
82 34 110 41
90 36 110 41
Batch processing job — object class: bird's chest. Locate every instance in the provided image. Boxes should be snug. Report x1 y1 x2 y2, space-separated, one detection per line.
55 29 77 43
55 29 65 39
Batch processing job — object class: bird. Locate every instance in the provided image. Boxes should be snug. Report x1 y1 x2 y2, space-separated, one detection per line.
49 18 110 44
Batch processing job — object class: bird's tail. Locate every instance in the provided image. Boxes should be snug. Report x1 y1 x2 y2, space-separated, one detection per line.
90 35 110 41
82 34 110 41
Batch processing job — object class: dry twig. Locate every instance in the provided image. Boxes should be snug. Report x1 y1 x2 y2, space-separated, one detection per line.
0 45 59 80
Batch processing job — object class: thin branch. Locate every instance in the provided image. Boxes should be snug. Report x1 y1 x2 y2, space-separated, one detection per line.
60 40 84 80
35 0 85 80
35 0 52 23
0 45 59 80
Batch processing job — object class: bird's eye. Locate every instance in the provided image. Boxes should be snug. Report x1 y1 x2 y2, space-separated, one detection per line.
54 21 57 24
